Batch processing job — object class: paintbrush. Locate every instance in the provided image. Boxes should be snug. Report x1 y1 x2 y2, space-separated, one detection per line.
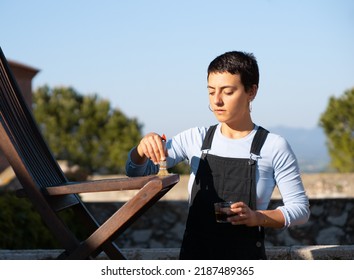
157 134 169 176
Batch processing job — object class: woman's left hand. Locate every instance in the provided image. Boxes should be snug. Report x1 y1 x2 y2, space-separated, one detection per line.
228 202 259 227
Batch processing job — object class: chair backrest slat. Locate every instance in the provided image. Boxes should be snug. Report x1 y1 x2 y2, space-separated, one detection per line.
0 48 67 188
0 47 80 212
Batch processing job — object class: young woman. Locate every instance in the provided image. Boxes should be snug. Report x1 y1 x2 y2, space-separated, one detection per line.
125 51 310 260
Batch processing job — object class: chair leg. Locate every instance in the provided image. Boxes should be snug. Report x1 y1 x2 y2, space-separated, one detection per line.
66 180 164 259
67 202 126 259
101 241 126 260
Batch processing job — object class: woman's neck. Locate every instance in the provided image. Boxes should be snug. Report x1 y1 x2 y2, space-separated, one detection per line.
220 121 255 139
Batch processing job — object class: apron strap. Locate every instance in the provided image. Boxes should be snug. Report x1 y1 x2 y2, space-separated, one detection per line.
250 126 269 156
201 124 218 150
201 124 269 155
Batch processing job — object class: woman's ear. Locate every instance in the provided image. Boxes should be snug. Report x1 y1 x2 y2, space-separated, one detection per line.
248 84 258 101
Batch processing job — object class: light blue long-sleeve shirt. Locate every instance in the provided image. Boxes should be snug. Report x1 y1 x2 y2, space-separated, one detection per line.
126 124 310 228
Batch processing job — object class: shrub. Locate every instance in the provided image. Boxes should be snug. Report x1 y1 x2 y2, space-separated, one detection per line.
0 191 86 249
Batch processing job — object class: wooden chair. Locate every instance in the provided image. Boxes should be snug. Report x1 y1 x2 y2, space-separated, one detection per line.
0 47 179 259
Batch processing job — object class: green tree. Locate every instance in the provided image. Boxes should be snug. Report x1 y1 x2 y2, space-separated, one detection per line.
32 85 142 174
319 87 354 172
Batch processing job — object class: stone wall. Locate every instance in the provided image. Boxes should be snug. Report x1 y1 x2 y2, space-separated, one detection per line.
2 245 354 260
1 173 353 257
85 198 354 250
265 199 354 246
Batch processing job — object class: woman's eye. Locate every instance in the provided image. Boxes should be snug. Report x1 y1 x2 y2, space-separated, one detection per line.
208 91 215 95
224 91 233 95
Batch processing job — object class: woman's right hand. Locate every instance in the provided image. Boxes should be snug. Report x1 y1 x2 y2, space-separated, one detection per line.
134 132 167 165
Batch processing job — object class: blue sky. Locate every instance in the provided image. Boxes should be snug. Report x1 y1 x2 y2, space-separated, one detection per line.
1 0 353 138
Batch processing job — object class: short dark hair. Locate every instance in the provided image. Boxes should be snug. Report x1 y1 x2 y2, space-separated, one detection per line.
207 51 259 91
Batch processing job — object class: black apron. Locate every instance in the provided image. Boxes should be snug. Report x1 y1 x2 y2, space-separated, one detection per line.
179 125 269 260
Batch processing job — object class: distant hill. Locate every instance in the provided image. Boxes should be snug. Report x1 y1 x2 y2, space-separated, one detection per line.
268 126 330 173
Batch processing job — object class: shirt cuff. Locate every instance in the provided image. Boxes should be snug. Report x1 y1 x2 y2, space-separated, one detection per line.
277 206 291 228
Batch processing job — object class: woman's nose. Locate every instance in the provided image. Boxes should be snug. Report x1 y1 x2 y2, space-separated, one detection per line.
213 92 223 105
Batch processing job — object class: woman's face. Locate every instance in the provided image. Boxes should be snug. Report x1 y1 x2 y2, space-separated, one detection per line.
207 72 256 125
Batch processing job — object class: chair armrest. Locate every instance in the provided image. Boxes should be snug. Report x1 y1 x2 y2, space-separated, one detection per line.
45 174 180 195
